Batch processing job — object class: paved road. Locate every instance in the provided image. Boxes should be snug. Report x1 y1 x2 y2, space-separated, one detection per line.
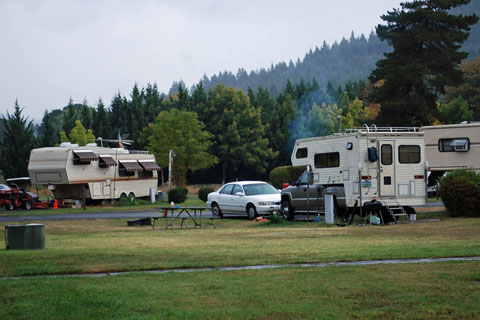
0 209 217 223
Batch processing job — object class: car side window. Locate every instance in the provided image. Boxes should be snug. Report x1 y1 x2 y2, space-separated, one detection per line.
232 184 243 195
220 184 234 195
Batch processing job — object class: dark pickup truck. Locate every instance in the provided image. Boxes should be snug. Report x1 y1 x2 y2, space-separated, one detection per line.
280 170 347 221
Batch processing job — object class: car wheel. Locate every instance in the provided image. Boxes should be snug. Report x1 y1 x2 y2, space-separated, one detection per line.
247 205 257 220
281 199 294 221
5 202 14 210
23 201 32 210
212 203 223 218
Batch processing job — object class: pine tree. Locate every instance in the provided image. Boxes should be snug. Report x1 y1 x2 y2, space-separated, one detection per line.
40 110 57 147
80 100 93 130
369 0 478 126
0 100 35 178
62 97 77 134
93 98 112 139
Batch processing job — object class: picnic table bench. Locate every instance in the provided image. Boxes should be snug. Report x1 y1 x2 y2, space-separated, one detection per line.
152 207 219 230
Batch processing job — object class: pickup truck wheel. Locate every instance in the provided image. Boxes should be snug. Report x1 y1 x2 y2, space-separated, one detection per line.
247 205 257 220
23 201 32 210
212 203 223 218
281 200 294 221
5 203 14 210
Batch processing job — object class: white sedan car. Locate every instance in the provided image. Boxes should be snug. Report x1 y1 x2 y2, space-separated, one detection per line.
207 181 281 220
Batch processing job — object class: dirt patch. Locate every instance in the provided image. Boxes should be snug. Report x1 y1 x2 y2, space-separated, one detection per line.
415 206 446 213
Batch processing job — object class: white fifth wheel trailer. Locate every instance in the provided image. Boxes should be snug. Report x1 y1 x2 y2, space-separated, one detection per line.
281 126 426 223
421 122 480 185
28 143 161 202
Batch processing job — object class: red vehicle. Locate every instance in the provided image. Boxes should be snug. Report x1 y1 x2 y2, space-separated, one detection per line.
0 183 49 210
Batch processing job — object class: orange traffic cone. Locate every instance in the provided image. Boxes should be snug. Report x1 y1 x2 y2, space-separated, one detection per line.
53 199 58 209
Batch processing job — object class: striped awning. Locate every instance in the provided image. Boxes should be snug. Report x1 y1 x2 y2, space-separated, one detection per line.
99 155 117 166
119 160 143 172
73 150 98 162
138 160 161 171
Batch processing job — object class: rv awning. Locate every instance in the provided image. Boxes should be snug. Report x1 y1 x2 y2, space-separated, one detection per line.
73 150 98 162
99 155 117 166
138 160 161 171
119 160 143 172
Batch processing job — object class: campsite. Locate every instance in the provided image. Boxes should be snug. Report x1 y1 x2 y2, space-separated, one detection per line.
2 0 480 318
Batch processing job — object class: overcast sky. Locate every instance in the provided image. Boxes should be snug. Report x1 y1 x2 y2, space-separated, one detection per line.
1 0 402 122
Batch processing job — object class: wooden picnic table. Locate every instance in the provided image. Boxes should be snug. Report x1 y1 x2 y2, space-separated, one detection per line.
152 207 217 230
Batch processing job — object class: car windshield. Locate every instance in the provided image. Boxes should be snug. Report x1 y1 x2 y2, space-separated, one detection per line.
243 183 278 196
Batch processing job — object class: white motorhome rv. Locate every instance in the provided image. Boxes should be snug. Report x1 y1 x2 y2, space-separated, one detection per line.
421 122 480 184
281 126 426 222
28 143 161 202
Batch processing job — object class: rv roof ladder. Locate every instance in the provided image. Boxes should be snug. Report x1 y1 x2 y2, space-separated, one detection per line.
345 126 420 134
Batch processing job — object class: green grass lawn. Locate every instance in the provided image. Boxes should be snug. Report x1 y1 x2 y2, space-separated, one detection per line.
1 261 479 319
1 215 479 319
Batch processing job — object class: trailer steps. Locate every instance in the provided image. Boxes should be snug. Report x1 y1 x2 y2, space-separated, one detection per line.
387 206 408 223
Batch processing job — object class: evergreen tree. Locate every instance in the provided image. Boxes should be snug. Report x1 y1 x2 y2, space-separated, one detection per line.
80 100 93 130
0 100 35 178
62 97 77 134
40 110 57 147
110 92 128 136
128 84 147 147
93 98 112 139
369 0 478 126
191 81 208 113
144 83 164 122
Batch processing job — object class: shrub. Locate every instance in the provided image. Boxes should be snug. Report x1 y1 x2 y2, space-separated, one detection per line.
438 169 480 217
198 187 214 202
168 187 189 203
269 166 307 189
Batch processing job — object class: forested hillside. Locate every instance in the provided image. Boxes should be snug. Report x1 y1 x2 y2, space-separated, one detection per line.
177 0 480 97
172 32 389 97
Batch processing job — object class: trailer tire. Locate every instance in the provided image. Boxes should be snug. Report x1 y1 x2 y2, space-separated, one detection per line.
23 201 32 210
5 203 14 210
281 199 295 221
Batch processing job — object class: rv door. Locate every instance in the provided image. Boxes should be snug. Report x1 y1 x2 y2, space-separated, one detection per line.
378 141 396 197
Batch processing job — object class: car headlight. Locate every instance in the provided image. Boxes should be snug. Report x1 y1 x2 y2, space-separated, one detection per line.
258 201 277 206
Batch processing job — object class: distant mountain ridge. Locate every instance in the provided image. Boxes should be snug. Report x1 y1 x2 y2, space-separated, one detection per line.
174 0 480 96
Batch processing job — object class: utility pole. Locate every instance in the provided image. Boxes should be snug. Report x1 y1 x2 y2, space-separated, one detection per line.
168 150 176 192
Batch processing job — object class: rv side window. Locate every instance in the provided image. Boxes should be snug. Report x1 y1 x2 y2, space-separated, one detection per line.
398 145 420 164
314 152 340 168
119 168 135 177
296 148 308 159
381 145 393 165
438 138 470 152
138 170 153 178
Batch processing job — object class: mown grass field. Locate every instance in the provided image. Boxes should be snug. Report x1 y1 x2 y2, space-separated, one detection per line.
1 213 479 319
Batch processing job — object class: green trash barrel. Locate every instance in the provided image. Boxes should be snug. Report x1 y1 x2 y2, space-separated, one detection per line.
5 223 45 250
